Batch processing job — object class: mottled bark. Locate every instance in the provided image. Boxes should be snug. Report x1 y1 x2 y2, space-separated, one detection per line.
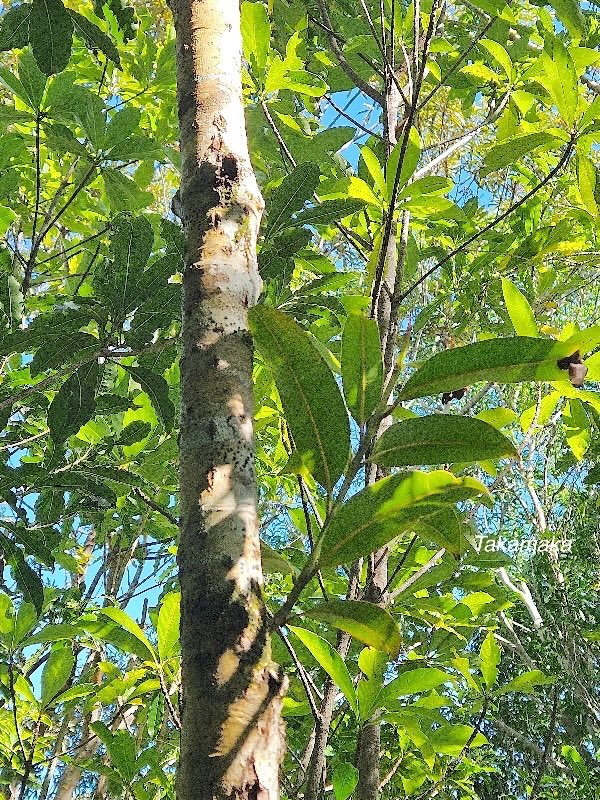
170 2 285 799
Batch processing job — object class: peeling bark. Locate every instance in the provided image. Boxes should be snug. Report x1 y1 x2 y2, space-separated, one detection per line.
170 2 285 799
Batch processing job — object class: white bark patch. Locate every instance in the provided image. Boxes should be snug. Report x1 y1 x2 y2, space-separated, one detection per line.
216 649 240 686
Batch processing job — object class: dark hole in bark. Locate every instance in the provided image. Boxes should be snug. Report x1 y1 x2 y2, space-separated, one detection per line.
219 155 238 188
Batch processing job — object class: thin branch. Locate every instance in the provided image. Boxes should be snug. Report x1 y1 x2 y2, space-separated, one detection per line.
323 93 387 142
530 685 559 799
418 16 496 110
315 0 383 104
387 547 446 602
398 138 575 303
370 0 443 317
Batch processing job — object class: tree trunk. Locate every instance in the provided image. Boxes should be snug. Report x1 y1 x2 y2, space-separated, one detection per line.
356 72 402 800
170 2 285 798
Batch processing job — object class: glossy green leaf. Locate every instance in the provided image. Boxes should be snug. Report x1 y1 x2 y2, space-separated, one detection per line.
380 667 451 705
265 162 320 237
249 306 350 491
100 607 156 661
290 198 366 228
40 647 74 706
3 545 44 616
495 669 554 696
29 0 73 76
289 626 358 715
241 1 270 79
25 623 80 645
0 4 31 51
428 724 488 755
125 366 175 433
387 126 420 200
479 39 513 78
372 415 516 467
305 599 401 657
398 337 578 401
48 362 99 444
317 471 488 569
482 133 563 176
341 313 383 424
480 630 501 688
411 507 473 555
69 11 120 67
333 763 359 800
361 145 386 196
157 592 180 661
548 0 585 39
501 278 538 336
537 39 578 126
260 541 299 576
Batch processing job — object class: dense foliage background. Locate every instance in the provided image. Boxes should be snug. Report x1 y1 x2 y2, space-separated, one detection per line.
0 0 599 798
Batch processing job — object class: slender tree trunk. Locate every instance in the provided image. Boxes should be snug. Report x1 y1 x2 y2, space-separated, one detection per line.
356 71 402 800
170 2 285 798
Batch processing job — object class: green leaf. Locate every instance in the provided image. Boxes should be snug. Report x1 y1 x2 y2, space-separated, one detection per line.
241 1 270 80
411 508 473 556
4 545 44 616
387 126 421 200
30 332 100 376
428 724 488 755
361 145 386 196
93 0 136 41
18 50 47 108
479 39 513 78
0 206 16 238
495 669 554 696
561 745 591 786
333 763 359 800
25 623 80 645
29 0 73 75
0 4 31 51
260 541 299 576
288 626 358 715
305 600 401 657
480 630 501 688
102 168 153 213
100 607 156 661
317 470 488 569
265 162 320 238
548 0 585 39
537 39 578 126
249 306 350 492
482 132 562 176
40 646 74 706
396 176 453 201
501 278 538 336
53 684 97 705
380 667 451 705
398 337 578 401
577 154 598 216
125 366 175 433
157 592 180 662
372 415 516 467
289 199 366 229
95 213 154 318
115 420 152 445
48 361 99 444
341 313 383 425
69 11 121 67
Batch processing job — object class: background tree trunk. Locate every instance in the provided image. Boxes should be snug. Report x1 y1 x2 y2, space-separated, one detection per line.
170 2 285 798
